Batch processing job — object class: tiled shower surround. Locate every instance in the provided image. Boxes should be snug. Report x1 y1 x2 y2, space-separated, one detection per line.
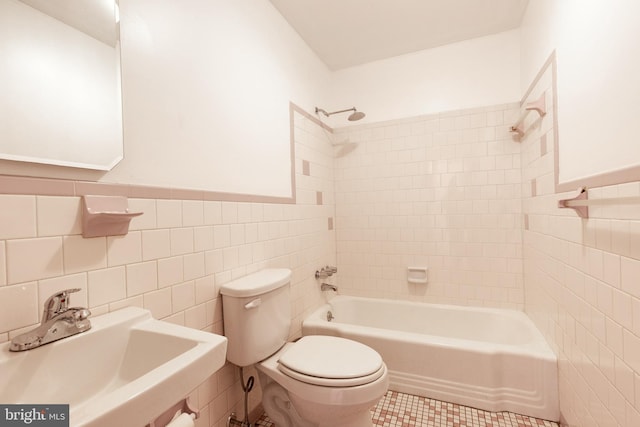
2 98 640 426
333 103 524 309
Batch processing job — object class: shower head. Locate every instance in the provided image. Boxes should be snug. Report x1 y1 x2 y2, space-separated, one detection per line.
348 110 366 121
315 106 366 122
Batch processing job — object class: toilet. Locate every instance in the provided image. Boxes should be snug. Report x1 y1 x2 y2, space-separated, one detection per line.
220 268 388 427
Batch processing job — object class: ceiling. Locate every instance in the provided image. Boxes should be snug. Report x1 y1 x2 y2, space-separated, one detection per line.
269 0 530 71
19 0 117 46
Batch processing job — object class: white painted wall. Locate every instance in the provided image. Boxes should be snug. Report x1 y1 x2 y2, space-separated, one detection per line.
520 0 640 185
327 30 521 127
0 0 332 197
105 0 332 197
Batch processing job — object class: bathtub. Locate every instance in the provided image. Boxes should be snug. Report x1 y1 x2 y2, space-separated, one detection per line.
302 295 559 421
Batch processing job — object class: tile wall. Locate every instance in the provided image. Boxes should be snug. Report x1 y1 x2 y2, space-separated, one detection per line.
0 108 336 427
5 95 640 427
332 103 524 309
520 62 640 426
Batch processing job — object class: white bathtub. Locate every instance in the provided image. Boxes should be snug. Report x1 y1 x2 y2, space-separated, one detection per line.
302 295 559 421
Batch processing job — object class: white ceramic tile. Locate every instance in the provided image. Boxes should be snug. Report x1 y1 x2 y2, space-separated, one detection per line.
172 281 195 313
621 256 640 299
87 267 126 307
0 282 38 332
244 223 259 244
602 252 621 289
162 312 184 326
223 247 240 271
63 235 107 274
126 261 158 296
158 256 184 288
207 297 223 326
623 329 640 372
205 249 224 275
107 232 142 267
183 200 204 226
36 196 82 236
170 228 194 256
629 221 640 260
213 225 231 249
197 374 219 409
157 199 182 228
143 288 172 319
109 296 143 312
195 275 216 304
128 198 157 230
6 237 63 284
0 195 36 240
627 404 640 427
203 201 222 225
185 303 207 330
184 252 205 281
221 202 238 224
229 224 245 246
606 317 625 355
194 226 214 252
142 229 171 261
586 247 604 282
237 203 252 223
0 242 5 286
614 356 635 403
250 203 264 222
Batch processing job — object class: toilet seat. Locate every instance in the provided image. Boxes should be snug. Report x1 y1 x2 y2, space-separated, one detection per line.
277 335 385 387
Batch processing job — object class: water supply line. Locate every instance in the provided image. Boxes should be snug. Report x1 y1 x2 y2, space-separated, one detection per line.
227 367 255 427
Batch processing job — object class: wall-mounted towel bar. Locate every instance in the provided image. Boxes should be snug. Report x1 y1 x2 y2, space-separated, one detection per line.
510 92 546 139
558 187 640 218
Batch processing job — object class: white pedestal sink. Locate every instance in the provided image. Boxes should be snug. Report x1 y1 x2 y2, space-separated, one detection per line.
1 307 228 426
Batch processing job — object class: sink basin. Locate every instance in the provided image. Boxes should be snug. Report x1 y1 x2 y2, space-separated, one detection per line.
0 307 228 426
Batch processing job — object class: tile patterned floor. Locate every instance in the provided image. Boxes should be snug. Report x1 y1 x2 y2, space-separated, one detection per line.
255 390 559 427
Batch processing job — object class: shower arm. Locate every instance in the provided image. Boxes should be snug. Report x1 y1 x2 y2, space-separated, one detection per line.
315 107 356 117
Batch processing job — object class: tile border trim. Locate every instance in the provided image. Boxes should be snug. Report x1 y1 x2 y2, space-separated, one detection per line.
523 51 640 193
0 102 329 204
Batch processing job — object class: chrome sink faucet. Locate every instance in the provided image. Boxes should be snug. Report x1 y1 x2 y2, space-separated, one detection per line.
10 288 91 352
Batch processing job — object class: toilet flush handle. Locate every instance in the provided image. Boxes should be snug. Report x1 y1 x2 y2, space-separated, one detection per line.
244 298 262 310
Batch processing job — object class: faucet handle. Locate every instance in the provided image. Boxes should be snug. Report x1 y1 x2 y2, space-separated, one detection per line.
42 288 81 322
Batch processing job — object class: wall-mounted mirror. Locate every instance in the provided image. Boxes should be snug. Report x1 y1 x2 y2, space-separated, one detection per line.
0 0 123 171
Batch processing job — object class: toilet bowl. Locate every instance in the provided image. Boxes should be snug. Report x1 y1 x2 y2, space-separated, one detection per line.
219 269 389 427
257 337 389 427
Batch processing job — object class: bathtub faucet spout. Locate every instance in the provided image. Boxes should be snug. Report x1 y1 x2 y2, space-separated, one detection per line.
321 283 338 292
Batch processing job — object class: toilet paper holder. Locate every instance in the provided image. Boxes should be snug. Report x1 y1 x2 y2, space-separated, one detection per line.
147 397 199 427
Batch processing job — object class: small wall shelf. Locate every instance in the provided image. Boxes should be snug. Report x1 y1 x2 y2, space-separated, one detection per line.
407 266 428 284
82 195 143 238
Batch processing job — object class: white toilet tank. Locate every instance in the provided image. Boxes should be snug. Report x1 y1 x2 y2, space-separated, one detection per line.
219 268 292 367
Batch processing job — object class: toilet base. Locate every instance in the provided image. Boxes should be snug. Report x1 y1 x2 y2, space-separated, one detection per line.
288 391 375 427
259 371 378 427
